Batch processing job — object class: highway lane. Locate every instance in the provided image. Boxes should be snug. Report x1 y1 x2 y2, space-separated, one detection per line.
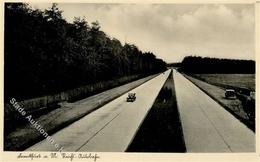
173 69 255 152
26 69 171 152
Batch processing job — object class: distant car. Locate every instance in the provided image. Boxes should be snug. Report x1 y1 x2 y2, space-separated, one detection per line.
225 89 236 98
127 93 136 102
250 91 255 100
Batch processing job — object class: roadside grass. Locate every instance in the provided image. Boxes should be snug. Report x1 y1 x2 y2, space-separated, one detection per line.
127 72 186 152
183 74 255 132
4 73 154 136
4 73 159 151
190 74 255 93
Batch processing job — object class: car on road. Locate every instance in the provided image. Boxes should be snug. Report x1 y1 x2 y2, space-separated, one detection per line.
225 89 236 99
127 93 136 102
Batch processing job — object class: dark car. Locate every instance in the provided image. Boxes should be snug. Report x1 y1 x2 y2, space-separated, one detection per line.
127 93 136 102
225 89 236 99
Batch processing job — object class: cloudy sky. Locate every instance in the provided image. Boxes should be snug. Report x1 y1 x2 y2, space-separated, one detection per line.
31 3 255 63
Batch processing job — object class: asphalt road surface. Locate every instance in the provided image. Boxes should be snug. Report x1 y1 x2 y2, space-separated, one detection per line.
26 70 171 152
173 69 255 152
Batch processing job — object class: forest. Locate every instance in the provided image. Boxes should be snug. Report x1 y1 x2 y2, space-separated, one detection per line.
179 56 255 74
5 3 166 101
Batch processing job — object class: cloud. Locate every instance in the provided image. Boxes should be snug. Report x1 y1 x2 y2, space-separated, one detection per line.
30 3 255 62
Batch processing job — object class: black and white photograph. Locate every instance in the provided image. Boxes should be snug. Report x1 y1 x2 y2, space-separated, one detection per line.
1 1 259 161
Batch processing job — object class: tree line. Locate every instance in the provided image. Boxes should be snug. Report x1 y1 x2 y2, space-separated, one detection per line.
179 56 255 74
5 3 167 101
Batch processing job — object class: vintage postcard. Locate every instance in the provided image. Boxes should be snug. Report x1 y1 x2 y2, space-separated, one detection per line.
1 0 259 162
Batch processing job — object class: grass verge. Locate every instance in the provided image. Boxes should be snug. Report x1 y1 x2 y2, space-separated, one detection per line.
4 73 160 151
126 72 186 152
